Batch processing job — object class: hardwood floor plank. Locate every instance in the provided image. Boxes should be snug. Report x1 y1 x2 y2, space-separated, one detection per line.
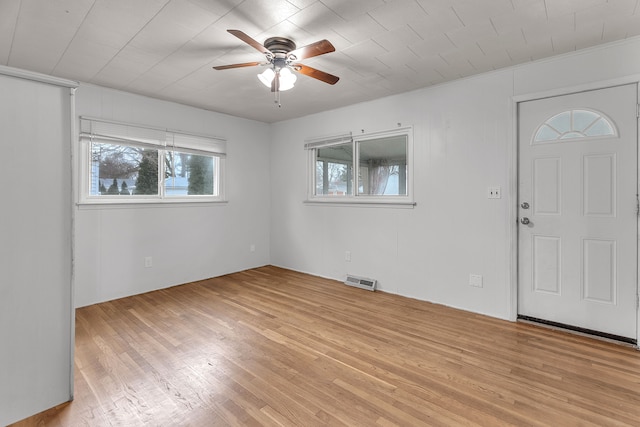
11 266 640 426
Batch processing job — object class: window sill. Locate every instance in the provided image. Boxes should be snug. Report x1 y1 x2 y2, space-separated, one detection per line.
77 199 228 210
304 199 416 209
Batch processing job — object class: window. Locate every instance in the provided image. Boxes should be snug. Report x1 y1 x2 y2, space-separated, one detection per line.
532 109 617 143
91 143 159 196
79 117 225 204
165 151 216 196
307 127 413 204
316 142 353 196
357 135 407 196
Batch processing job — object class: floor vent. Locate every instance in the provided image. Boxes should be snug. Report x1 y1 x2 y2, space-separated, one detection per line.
344 275 377 291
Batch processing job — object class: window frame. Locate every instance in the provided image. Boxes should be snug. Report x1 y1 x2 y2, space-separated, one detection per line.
306 126 414 206
78 117 226 205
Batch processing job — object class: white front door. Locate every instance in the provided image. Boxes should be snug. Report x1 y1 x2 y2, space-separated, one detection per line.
518 84 638 341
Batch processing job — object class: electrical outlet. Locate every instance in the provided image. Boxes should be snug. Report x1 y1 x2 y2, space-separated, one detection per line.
144 256 153 268
487 186 502 199
250 244 256 253
345 251 351 262
469 274 483 288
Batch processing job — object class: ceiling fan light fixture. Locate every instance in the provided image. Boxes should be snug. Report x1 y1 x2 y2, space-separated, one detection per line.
257 67 297 91
278 67 297 91
258 68 275 88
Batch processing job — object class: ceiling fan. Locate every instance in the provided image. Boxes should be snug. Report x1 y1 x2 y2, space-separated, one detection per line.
213 30 339 105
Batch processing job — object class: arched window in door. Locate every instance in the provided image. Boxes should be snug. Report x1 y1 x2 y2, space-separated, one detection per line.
532 109 617 143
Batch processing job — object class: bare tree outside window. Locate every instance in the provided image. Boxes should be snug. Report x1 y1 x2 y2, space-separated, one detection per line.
90 143 158 196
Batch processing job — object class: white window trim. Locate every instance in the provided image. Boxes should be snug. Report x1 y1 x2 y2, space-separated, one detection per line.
305 126 415 206
78 116 226 205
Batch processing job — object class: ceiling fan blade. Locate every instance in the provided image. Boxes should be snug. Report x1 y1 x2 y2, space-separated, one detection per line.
294 64 340 85
227 29 271 55
288 39 335 61
271 71 280 93
213 61 262 70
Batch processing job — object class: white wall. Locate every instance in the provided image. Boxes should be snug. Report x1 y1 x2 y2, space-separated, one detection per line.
0 72 74 426
74 84 271 307
73 36 640 317
270 72 513 319
270 37 640 321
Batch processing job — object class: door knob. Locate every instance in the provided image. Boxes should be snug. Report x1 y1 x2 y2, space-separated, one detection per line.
521 202 529 209
520 217 530 225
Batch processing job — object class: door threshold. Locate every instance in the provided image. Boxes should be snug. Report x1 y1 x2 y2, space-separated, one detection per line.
517 315 637 346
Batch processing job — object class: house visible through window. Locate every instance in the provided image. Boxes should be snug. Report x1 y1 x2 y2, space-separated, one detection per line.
307 127 413 204
80 117 226 204
91 143 159 196
164 150 216 196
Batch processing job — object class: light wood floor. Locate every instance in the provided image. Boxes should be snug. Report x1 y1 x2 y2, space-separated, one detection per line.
12 266 640 426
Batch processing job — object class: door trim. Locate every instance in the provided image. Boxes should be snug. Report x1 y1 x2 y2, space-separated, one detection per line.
509 77 640 346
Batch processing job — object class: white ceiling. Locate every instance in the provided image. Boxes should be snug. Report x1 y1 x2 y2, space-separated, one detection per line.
2 0 639 123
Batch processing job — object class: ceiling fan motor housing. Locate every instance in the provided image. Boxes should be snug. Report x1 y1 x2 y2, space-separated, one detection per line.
264 37 297 54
